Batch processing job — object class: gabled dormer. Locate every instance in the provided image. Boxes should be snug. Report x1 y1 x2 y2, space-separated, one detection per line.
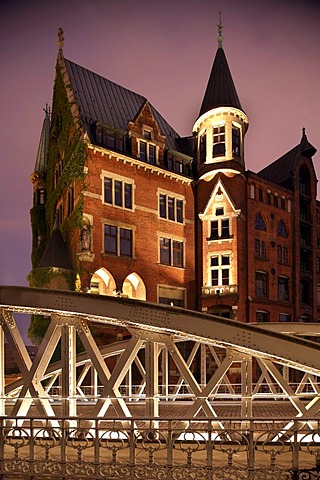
128 100 166 166
193 20 249 181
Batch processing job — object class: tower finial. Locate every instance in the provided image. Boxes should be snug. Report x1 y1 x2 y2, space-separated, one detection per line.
57 27 64 50
217 12 223 48
302 127 306 137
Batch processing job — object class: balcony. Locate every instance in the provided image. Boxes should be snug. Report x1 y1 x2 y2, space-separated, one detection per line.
202 284 238 296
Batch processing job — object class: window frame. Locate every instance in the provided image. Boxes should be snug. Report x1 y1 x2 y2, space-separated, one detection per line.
102 171 134 210
159 236 184 268
278 276 289 301
212 123 226 158
210 253 231 287
139 139 157 164
158 190 184 224
255 271 268 297
255 214 266 231
103 222 134 258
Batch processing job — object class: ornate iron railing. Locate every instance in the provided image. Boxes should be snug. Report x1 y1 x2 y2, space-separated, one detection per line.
1 416 320 479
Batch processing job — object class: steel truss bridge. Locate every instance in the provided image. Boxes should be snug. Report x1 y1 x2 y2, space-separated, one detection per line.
1 286 320 479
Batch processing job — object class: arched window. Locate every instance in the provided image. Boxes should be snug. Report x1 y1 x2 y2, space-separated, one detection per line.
277 221 288 237
255 214 266 231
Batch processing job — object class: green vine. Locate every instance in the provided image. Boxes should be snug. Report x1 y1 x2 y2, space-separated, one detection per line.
45 66 86 232
27 267 75 290
30 64 87 286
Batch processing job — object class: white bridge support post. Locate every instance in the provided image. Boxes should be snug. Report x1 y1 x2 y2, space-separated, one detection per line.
241 355 253 422
61 323 77 419
145 341 159 420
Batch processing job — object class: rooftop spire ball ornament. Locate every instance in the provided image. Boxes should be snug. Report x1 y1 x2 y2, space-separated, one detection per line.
58 27 64 50
217 12 223 48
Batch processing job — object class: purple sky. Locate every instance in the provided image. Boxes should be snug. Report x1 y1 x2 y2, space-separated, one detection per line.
1 0 320 298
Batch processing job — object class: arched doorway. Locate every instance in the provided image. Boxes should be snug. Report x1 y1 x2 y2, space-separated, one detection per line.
122 273 146 300
90 268 116 295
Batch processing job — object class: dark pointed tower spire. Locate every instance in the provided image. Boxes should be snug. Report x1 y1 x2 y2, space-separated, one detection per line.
198 16 243 119
193 15 249 180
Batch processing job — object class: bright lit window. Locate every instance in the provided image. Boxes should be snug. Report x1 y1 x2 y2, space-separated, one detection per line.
210 254 230 286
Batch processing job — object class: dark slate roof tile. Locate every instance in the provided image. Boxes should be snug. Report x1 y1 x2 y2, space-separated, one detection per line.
258 133 317 186
38 225 73 270
64 59 184 154
199 47 243 118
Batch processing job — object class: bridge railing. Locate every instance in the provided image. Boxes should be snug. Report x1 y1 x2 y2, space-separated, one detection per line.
1 416 320 479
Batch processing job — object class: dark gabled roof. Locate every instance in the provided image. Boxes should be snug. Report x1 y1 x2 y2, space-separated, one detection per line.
258 132 317 186
198 47 243 119
34 110 50 173
38 222 73 270
64 59 183 153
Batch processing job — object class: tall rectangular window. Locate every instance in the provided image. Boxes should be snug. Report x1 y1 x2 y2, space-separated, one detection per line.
104 178 112 204
278 276 289 301
124 184 132 209
266 192 271 205
176 200 183 223
140 141 146 161
149 145 156 164
221 219 230 238
159 238 184 267
160 237 171 265
210 221 219 240
67 186 74 215
232 125 241 157
159 194 167 218
104 225 117 255
120 228 132 257
168 197 175 220
114 180 122 206
210 254 230 286
213 124 225 157
255 272 268 297
256 240 267 259
258 188 263 202
200 133 206 162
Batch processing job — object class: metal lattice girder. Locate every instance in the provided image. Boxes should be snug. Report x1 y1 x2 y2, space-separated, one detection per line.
1 286 320 374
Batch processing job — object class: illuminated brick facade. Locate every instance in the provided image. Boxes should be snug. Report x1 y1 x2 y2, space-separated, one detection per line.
30 39 320 325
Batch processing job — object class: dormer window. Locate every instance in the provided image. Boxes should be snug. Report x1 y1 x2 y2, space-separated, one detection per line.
143 129 152 140
213 124 225 157
139 140 156 165
95 123 124 151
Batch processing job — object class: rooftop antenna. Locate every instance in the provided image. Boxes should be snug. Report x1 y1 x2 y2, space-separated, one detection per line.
57 27 64 50
217 11 223 48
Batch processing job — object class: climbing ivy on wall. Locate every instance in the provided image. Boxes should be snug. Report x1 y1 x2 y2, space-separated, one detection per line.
45 67 87 234
28 64 87 346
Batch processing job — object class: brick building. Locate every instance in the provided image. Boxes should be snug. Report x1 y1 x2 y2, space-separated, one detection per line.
30 28 319 330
